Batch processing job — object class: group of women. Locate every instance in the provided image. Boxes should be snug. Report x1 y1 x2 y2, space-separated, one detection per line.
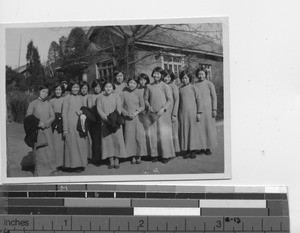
25 66 218 176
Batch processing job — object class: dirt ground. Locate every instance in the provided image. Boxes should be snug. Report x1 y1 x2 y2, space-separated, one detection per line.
6 121 224 178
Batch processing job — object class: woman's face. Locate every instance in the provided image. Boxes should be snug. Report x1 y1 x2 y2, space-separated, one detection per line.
128 80 137 91
116 73 124 84
198 71 206 81
182 75 190 85
54 86 62 97
94 84 101 94
39 88 49 100
104 83 113 95
163 74 171 84
153 71 162 82
81 85 88 95
139 78 147 87
71 84 80 95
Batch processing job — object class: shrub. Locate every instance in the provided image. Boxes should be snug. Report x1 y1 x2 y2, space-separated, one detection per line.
7 91 37 123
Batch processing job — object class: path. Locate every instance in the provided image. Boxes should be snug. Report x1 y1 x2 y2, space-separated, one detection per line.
6 121 224 178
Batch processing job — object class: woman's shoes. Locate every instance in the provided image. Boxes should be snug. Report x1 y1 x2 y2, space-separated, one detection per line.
162 158 169 164
190 151 196 159
152 157 158 162
204 149 212 155
136 157 141 164
74 167 85 173
131 157 136 164
183 151 190 159
199 149 205 155
108 164 114 169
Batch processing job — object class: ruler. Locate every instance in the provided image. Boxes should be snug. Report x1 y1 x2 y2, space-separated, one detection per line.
0 185 289 233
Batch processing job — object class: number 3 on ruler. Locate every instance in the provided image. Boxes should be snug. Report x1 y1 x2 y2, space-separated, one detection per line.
216 220 222 228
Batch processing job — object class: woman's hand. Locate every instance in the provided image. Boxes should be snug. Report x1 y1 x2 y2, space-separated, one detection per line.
212 110 217 118
38 122 45 129
148 106 154 112
102 114 108 122
156 108 165 118
76 110 83 116
196 113 201 122
63 130 68 139
128 113 135 119
171 115 177 123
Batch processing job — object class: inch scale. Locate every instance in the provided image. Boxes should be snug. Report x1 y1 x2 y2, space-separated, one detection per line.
0 184 289 233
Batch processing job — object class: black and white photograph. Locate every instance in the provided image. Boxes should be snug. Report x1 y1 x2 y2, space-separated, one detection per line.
3 18 230 182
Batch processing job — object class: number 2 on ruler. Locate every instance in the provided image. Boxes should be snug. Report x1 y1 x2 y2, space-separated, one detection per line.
139 220 144 228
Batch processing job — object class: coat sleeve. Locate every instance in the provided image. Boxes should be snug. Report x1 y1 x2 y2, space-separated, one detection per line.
62 95 70 132
96 96 107 120
209 81 217 110
162 83 173 111
194 86 203 113
172 84 179 117
26 100 35 117
44 102 55 128
136 92 145 113
120 93 129 116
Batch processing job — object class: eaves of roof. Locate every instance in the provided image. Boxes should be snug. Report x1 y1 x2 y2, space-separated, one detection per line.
135 40 223 58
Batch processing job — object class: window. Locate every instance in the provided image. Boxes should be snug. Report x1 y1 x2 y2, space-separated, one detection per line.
199 63 212 80
97 61 114 83
161 54 184 77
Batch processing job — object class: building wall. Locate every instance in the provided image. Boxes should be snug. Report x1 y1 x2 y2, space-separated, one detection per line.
183 54 223 83
135 50 223 83
135 49 224 120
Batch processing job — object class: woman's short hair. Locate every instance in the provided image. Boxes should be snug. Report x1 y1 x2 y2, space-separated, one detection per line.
195 67 208 77
113 70 124 82
127 77 139 84
137 73 150 85
52 82 65 95
151 66 164 77
102 80 116 90
162 69 176 82
80 81 90 92
38 83 49 91
38 83 51 96
91 79 101 90
179 70 194 82
68 79 80 89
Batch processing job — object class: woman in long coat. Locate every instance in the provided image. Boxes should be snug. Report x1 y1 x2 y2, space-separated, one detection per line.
120 77 147 164
49 82 65 169
80 81 90 106
97 81 127 169
136 73 151 155
162 69 180 153
178 71 202 158
144 67 175 163
26 84 56 176
62 80 89 172
194 68 218 155
87 79 102 164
